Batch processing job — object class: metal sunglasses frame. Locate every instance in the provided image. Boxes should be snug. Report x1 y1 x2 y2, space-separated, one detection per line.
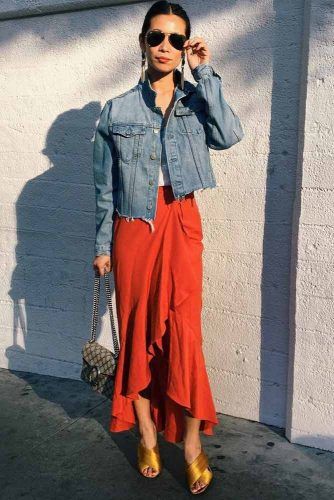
145 29 187 51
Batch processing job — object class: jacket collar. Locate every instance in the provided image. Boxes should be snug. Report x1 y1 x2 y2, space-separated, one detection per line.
137 67 194 109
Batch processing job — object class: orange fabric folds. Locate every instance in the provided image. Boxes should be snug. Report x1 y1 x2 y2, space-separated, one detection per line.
110 185 219 443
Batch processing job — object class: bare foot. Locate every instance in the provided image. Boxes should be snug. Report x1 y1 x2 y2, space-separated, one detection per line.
139 421 159 477
184 440 209 493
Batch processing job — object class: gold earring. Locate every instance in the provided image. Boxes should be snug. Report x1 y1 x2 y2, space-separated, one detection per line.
141 51 146 82
180 52 185 90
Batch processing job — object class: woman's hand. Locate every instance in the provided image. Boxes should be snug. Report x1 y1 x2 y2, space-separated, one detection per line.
93 255 112 276
183 37 211 71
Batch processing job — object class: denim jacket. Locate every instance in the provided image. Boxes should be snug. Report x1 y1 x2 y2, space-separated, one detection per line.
93 63 245 256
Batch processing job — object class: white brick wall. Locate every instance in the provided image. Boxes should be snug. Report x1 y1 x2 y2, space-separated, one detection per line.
0 0 333 452
285 0 334 452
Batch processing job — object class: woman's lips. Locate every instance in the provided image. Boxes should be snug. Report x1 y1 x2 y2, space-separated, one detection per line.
157 58 171 63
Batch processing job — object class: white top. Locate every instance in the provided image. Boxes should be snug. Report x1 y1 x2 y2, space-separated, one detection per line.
158 127 171 185
158 162 171 186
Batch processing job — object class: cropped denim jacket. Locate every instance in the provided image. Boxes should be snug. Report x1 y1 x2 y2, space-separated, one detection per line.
93 63 245 256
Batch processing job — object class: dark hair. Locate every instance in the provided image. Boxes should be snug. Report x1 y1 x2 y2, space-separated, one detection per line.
140 1 191 40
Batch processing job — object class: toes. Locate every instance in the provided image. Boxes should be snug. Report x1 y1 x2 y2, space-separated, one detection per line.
192 479 206 492
144 466 152 476
144 466 157 477
191 481 200 492
197 482 206 492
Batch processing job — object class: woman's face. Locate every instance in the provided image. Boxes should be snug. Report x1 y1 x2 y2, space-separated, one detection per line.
139 14 187 74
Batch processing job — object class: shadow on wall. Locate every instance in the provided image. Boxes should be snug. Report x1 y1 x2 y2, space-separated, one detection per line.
6 101 110 378
256 0 308 429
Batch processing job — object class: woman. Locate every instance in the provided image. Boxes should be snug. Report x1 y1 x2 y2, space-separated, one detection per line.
92 0 244 494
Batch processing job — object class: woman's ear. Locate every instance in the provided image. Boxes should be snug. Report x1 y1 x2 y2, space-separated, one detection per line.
138 33 145 53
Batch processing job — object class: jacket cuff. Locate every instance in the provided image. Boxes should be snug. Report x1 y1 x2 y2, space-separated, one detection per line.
95 244 111 257
191 63 218 82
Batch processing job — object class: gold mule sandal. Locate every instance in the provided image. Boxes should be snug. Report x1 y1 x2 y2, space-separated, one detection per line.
137 440 162 478
185 448 213 495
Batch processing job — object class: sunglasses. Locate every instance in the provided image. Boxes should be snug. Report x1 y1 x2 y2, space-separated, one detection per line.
145 29 187 51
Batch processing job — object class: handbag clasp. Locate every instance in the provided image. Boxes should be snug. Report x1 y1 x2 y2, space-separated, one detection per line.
88 365 101 386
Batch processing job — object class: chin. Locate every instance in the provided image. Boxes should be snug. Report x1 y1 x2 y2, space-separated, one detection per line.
150 63 177 74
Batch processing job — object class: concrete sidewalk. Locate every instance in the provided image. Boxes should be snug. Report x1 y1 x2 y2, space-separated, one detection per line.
0 367 333 500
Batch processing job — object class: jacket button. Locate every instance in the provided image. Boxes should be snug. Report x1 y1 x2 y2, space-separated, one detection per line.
153 128 159 133
150 153 156 160
149 179 153 185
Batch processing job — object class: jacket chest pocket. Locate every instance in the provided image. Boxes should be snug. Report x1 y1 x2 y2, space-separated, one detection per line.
174 106 205 135
109 123 146 164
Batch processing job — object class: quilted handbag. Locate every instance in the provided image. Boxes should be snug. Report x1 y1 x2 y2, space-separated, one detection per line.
81 269 120 399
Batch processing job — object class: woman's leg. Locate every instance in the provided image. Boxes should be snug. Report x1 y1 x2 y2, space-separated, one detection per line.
183 411 208 493
133 384 159 477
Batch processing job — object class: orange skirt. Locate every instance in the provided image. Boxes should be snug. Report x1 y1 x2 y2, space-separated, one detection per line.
110 185 219 443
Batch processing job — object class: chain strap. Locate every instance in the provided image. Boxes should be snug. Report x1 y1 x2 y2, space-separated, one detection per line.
89 269 120 357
